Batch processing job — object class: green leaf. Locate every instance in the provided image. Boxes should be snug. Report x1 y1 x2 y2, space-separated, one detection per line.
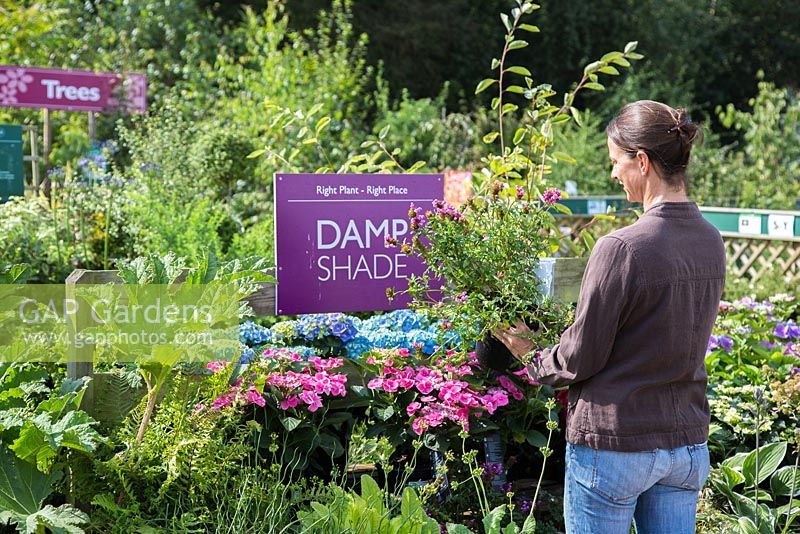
280 417 302 432
583 82 605 91
315 117 331 135
407 161 427 173
378 125 390 140
611 57 631 67
737 517 758 534
776 499 800 518
721 465 746 490
553 151 578 164
506 66 532 77
551 113 571 125
483 505 507 533
526 429 546 447
506 85 525 94
771 466 800 496
626 52 644 60
491 58 501 70
723 452 749 471
624 41 638 53
447 525 475 534
583 61 603 76
359 475 385 513
10 411 103 472
598 66 620 75
246 149 265 159
475 78 498 95
569 106 582 126
483 132 500 144
500 13 511 31
512 128 526 145
302 137 318 145
501 103 519 116
507 40 528 51
25 504 89 534
601 51 624 63
580 230 596 251
521 511 537 533
375 405 394 421
551 202 572 215
743 442 787 486
0 264 31 284
0 447 52 516
518 24 539 33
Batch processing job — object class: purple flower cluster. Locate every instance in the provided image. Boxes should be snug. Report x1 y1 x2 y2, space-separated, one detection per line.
775 320 800 340
542 187 562 204
481 461 504 481
707 334 734 354
409 203 428 230
431 199 464 222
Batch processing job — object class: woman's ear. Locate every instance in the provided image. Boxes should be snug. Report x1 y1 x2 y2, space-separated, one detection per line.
635 150 650 175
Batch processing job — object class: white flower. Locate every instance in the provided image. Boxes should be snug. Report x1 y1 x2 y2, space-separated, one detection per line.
0 68 33 94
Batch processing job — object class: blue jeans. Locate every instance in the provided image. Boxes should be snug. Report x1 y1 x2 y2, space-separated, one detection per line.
564 441 710 534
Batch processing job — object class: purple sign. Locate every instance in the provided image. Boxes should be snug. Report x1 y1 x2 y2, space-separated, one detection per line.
0 66 146 113
275 173 443 315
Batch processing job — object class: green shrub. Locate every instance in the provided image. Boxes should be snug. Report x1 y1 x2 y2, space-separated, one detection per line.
549 109 614 195
0 197 97 282
373 87 489 171
115 102 259 258
208 1 379 179
692 79 800 210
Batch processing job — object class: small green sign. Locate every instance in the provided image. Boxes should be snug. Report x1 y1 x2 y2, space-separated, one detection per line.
0 125 24 202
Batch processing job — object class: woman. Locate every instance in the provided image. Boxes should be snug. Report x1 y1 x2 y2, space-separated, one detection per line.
496 100 726 534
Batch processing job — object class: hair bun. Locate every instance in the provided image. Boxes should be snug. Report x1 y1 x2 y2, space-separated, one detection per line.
669 108 701 144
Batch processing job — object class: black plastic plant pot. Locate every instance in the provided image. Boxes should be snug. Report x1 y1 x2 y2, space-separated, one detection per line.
475 318 542 372
475 333 514 372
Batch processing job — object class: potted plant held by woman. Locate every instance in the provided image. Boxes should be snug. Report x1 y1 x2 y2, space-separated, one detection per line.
387 2 644 371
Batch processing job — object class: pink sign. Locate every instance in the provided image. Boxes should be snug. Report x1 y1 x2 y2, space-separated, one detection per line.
0 66 146 113
275 173 443 315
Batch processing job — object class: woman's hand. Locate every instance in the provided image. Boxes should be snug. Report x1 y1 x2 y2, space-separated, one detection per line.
493 319 537 361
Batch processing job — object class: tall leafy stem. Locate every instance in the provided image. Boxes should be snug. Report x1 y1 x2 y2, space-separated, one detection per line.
474 0 643 198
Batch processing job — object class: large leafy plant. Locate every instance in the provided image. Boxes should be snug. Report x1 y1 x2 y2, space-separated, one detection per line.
708 441 800 534
298 474 440 533
0 364 103 533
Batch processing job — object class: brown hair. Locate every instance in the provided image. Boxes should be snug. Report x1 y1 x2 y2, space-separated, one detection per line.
606 100 703 188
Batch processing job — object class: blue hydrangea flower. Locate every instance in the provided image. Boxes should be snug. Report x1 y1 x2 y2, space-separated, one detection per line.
239 321 272 347
239 346 256 364
295 313 359 343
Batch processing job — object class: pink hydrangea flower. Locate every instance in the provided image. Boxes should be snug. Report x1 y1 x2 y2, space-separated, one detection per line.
246 386 266 407
206 361 230 373
280 395 299 410
300 390 323 412
407 402 422 416
498 375 524 401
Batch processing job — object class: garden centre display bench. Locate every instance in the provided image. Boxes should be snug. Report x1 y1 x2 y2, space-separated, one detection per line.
64 257 587 423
